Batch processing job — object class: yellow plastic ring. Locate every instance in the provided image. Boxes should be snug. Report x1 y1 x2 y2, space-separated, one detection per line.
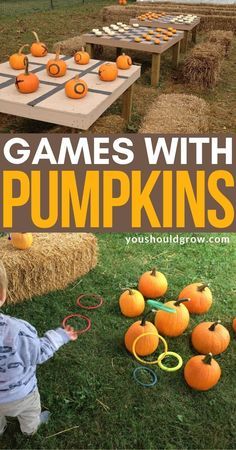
132 332 168 365
157 351 183 372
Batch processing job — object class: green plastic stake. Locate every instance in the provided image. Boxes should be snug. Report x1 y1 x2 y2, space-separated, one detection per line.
147 300 176 313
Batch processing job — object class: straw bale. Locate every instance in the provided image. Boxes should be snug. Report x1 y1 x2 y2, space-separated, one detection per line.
208 30 234 56
102 6 236 32
53 36 84 55
90 115 125 133
183 42 222 88
0 233 98 304
140 94 209 133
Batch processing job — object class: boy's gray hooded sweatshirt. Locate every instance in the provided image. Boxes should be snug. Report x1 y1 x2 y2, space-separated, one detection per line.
0 313 69 404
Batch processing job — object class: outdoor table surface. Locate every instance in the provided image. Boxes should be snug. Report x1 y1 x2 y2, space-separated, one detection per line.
83 26 184 55
0 53 141 130
130 15 200 32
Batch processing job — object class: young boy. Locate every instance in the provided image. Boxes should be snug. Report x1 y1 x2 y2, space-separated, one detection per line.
0 261 78 436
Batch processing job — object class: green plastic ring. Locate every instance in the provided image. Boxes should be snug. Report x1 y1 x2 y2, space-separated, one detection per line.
157 351 183 372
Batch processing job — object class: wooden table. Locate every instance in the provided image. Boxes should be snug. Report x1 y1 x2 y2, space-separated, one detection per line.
0 54 140 130
130 15 200 52
82 27 184 87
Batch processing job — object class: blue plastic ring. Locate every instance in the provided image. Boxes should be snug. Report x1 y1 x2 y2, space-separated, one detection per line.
133 366 158 387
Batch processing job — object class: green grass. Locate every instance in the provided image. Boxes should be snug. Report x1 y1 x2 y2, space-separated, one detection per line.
0 233 235 449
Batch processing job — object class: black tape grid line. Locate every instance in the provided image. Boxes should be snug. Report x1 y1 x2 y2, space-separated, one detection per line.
27 59 108 106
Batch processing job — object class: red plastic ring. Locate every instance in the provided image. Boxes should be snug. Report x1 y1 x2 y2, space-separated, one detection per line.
62 314 91 335
76 294 104 310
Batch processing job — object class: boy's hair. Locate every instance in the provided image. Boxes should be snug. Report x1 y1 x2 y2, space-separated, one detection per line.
0 260 8 291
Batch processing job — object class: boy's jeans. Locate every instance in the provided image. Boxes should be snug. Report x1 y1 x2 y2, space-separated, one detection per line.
0 389 41 435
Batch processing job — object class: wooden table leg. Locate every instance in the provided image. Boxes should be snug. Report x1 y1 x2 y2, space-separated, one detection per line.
116 48 122 58
192 27 197 44
172 41 181 68
86 43 94 58
122 84 134 123
182 30 189 53
151 53 161 87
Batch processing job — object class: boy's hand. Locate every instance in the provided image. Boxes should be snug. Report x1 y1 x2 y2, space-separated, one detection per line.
64 325 78 341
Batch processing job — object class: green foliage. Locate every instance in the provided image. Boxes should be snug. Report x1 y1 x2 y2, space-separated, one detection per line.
0 233 236 449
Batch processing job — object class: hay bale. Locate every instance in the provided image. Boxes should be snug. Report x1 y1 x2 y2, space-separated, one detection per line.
90 115 125 133
183 42 222 88
140 94 209 133
208 30 234 56
102 5 236 32
0 233 98 304
53 36 84 55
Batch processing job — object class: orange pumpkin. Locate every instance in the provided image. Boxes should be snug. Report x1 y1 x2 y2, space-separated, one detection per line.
178 282 212 314
119 289 145 317
191 321 230 355
11 233 33 250
98 63 118 81
233 318 236 332
154 299 190 337
46 47 67 78
124 313 159 356
155 39 160 45
138 268 168 298
116 53 132 70
65 76 88 99
9 44 29 70
30 31 48 57
15 58 39 93
74 47 90 65
184 353 221 391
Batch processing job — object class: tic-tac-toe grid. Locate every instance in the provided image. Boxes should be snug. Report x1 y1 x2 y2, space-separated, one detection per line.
130 15 200 31
83 26 184 54
0 53 140 129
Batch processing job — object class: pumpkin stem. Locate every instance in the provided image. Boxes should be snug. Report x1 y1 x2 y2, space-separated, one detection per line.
197 283 208 292
151 268 157 277
174 298 190 306
209 320 221 331
32 31 40 43
24 57 29 75
18 44 29 55
141 310 153 326
55 45 61 60
203 353 213 365
81 47 85 52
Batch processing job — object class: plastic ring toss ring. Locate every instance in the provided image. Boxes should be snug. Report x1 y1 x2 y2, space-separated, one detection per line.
62 314 91 335
133 366 158 387
132 332 168 365
76 294 104 310
157 351 183 372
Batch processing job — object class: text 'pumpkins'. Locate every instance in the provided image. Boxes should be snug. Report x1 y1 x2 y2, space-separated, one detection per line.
178 282 212 314
191 321 230 355
11 233 33 250
184 353 221 391
119 289 145 317
9 45 29 70
125 314 159 356
99 63 118 81
155 299 190 337
138 268 168 298
15 58 39 94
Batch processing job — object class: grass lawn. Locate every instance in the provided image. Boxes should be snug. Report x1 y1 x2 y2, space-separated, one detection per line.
0 0 236 133
0 233 235 449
